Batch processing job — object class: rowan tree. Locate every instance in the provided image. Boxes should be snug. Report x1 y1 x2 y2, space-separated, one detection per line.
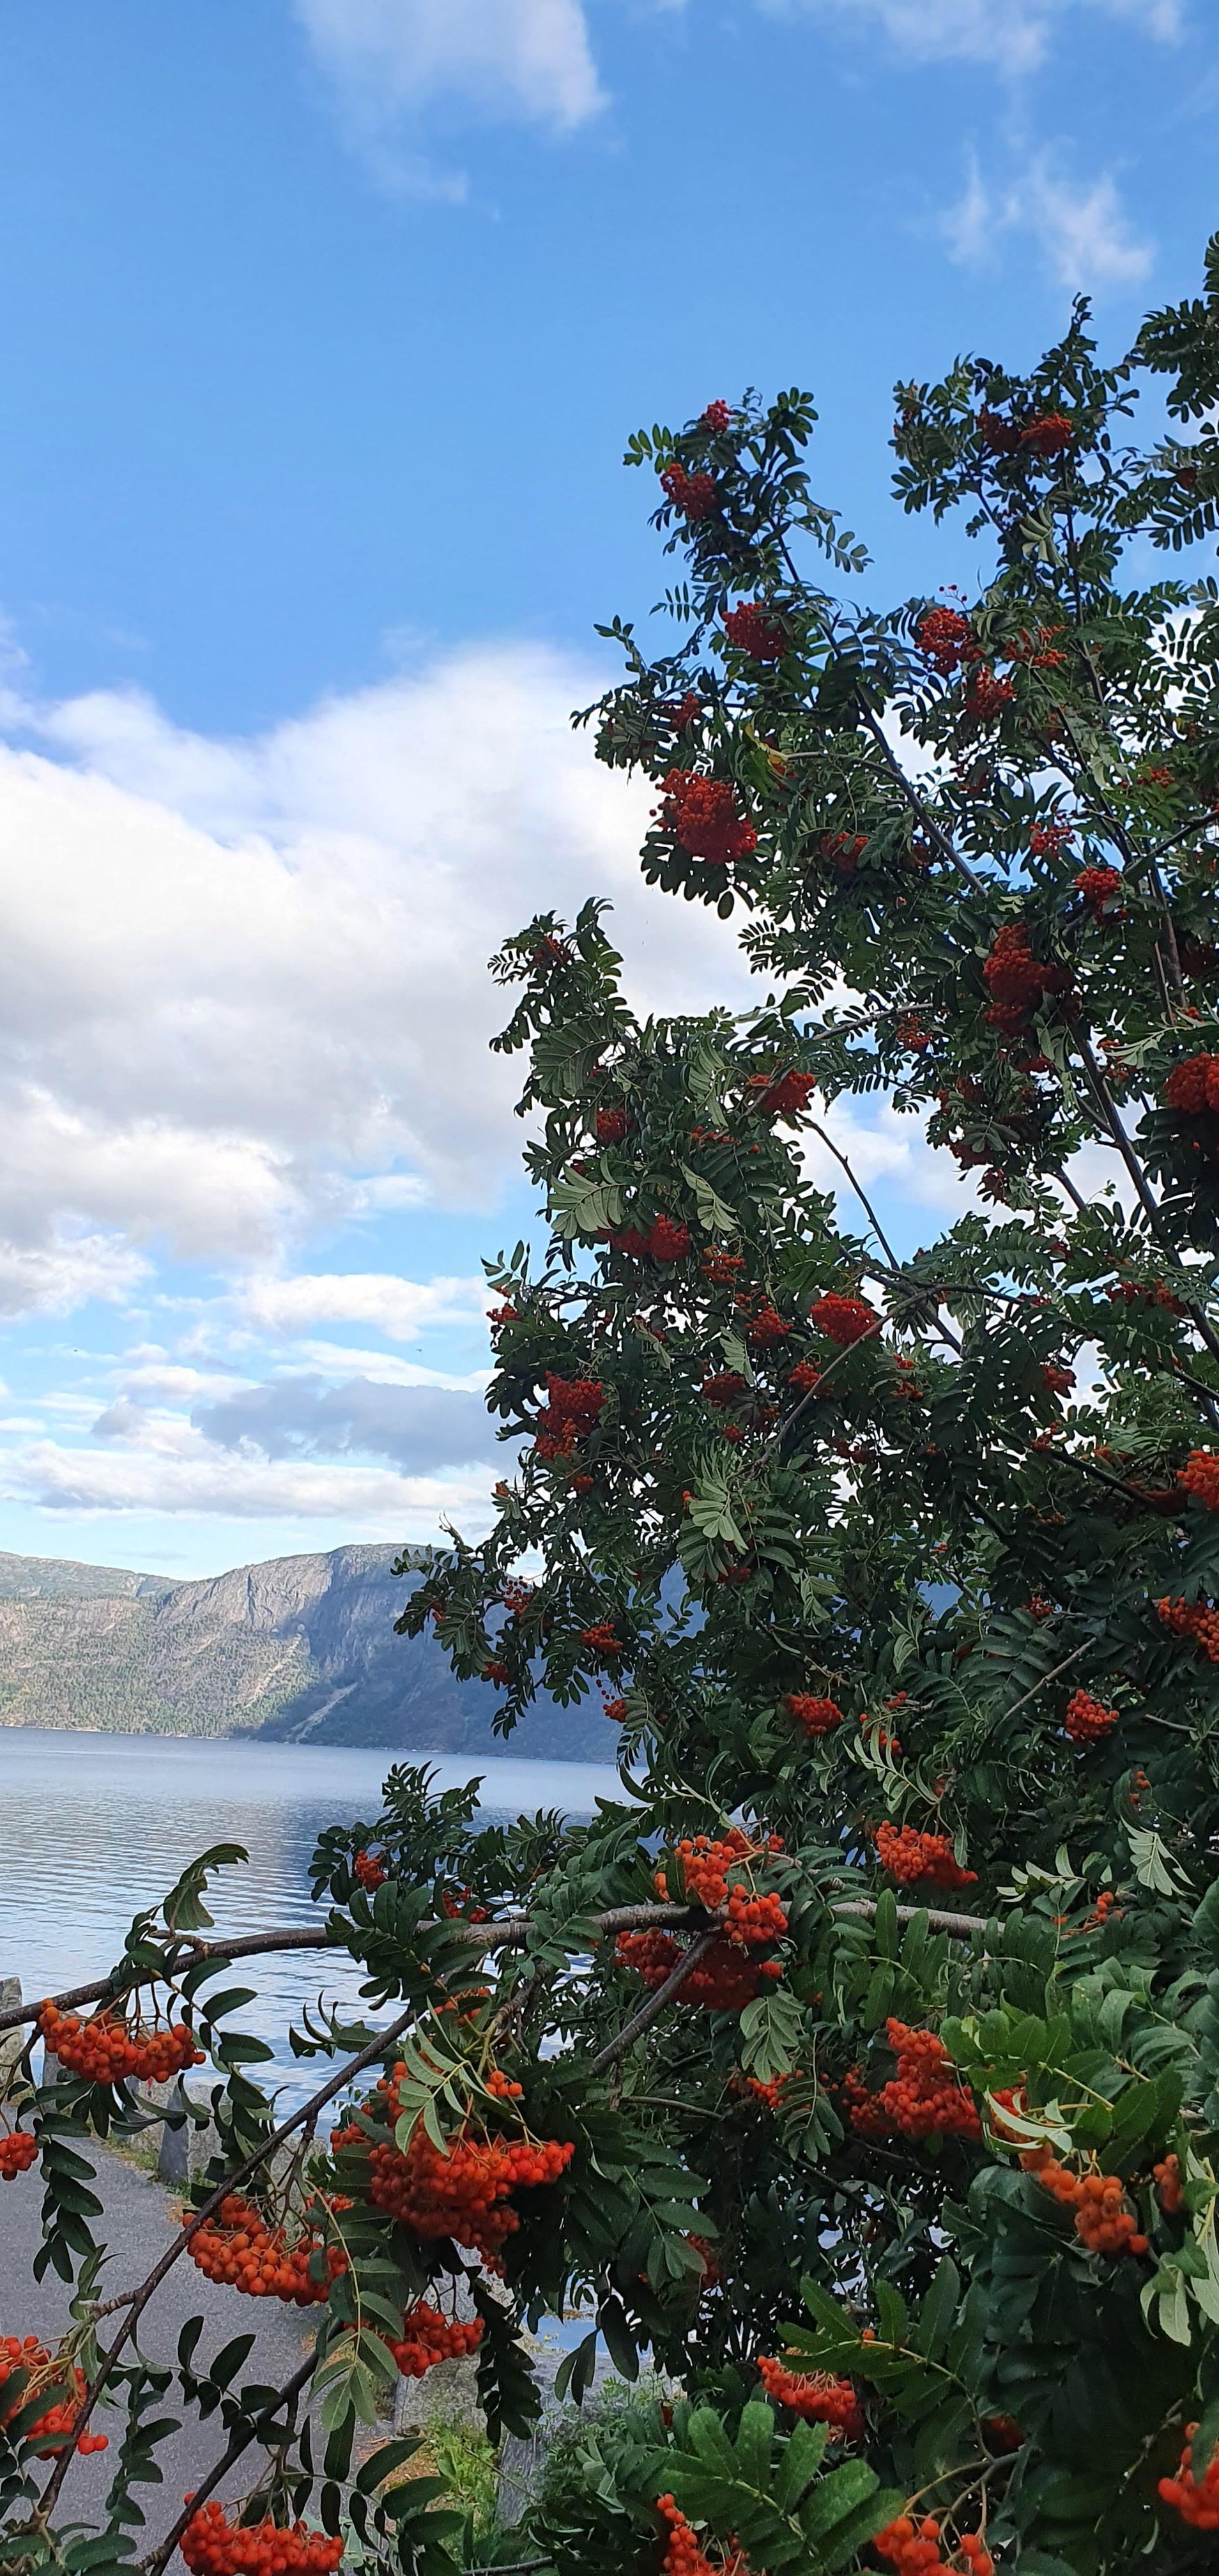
6 236 1219 2576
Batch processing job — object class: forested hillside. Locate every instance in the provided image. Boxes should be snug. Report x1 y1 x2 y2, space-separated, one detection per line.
0 1542 606 1758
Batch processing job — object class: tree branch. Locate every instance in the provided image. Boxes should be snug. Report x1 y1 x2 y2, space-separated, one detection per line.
37 2002 419 2517
139 2356 317 2576
589 1928 721 2074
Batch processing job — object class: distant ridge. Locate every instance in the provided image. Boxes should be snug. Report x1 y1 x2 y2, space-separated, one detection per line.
0 1543 606 1761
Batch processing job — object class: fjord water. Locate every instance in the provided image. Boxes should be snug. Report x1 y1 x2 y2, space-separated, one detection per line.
0 1728 621 2089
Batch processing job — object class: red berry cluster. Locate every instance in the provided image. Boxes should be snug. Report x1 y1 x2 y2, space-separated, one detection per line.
1154 2153 1184 2214
982 925 1071 1034
616 1931 780 2011
750 1068 816 1119
181 2503 344 2575
1074 865 1123 916
659 1830 787 1948
723 601 786 661
651 1215 692 1261
0 2131 38 2181
1041 1363 1075 1395
1180 1448 1219 1508
1063 1689 1118 1746
40 2000 203 2087
873 2515 993 2576
385 2301 484 2378
595 1104 630 1142
579 1621 622 1660
872 1824 977 1891
786 1692 843 1738
818 831 868 875
1022 2147 1148 2255
756 2357 862 2437
659 463 717 521
611 1216 693 1263
0 2337 107 2455
963 667 1013 721
545 1374 604 1429
743 2071 788 2110
702 1246 745 1282
1165 1051 1219 1116
340 2074 574 2265
1022 411 1073 455
535 1375 604 1461
659 770 756 866
486 2067 524 2101
1160 2426 1219 2529
354 1849 387 1892
1107 1280 1185 1313
186 2195 346 2305
702 400 732 431
787 1358 822 1393
702 1372 747 1409
917 607 979 674
809 1292 878 1347
745 1303 790 1347
657 2497 751 2576
440 1885 491 1924
845 2020 981 2144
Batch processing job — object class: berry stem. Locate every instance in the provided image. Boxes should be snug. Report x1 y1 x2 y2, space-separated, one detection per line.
36 2002 418 2520
138 2356 316 2576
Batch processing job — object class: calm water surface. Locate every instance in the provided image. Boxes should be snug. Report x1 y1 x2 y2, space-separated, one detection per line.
0 1729 620 2093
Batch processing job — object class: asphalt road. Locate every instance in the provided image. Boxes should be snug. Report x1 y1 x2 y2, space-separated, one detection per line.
2 2143 318 2552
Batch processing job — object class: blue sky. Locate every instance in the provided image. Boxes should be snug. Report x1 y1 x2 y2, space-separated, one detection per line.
0 0 1209 1578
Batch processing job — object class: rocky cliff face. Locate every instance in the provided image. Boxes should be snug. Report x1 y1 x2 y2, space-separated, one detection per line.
0 1544 604 1759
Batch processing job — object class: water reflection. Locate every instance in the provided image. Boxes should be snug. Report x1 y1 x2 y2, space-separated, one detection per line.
0 1729 620 2094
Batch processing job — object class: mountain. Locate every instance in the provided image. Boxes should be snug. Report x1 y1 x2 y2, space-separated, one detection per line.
0 1543 608 1760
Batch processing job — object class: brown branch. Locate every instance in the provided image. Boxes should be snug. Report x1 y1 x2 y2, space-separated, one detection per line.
1070 1031 1219 1376
998 1636 1092 1723
806 1119 902 1273
139 2355 317 2576
852 691 984 890
833 1896 986 1938
37 2002 419 2518
0 1928 341 2035
590 1928 721 2074
2 1908 725 2039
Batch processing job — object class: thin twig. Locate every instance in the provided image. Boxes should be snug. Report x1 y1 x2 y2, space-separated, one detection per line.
852 692 984 890
590 1927 721 2074
0 1928 339 2035
38 2003 418 2517
806 1119 902 1271
998 1637 1092 1724
139 2356 317 2576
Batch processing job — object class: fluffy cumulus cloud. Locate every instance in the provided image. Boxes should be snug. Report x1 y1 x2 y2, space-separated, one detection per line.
944 148 1153 290
238 1271 491 1340
295 0 605 190
0 1414 494 1538
0 640 754 1317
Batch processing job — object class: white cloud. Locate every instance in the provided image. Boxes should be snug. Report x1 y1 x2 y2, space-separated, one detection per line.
289 1342 489 1390
0 1230 149 1320
240 1270 490 1340
295 0 605 191
0 1407 496 1538
0 641 753 1316
788 0 1179 77
944 148 1153 290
